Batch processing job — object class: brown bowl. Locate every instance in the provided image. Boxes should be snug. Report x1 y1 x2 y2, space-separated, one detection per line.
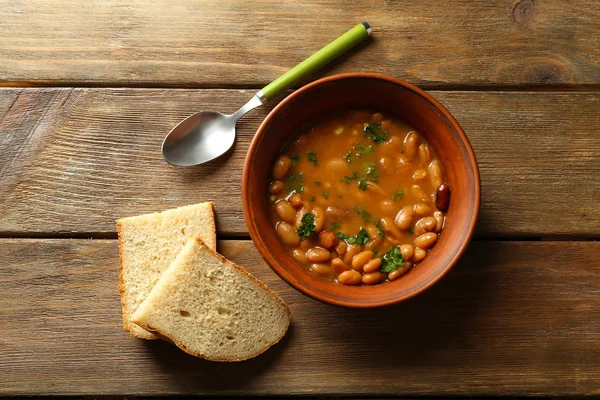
242 73 480 307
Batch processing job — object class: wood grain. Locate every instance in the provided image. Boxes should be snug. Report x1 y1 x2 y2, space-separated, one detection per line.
1 238 599 396
0 88 598 237
1 0 599 87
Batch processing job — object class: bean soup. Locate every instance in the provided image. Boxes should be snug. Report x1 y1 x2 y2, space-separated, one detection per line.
268 110 449 286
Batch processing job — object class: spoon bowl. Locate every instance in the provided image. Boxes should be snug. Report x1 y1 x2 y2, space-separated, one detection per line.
162 111 236 166
162 94 264 166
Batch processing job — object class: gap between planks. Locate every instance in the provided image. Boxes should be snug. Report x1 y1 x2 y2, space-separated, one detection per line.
0 232 598 242
1 81 600 92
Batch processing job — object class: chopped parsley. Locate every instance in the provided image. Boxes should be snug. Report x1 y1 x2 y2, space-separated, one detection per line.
286 172 304 187
353 206 371 222
408 228 414 235
315 181 322 187
357 164 379 191
286 172 304 194
356 143 374 157
363 211 372 222
296 213 316 240
336 227 370 245
355 228 370 245
375 220 385 237
364 123 390 144
366 164 379 180
335 232 354 243
290 154 300 167
358 178 368 190
380 247 405 273
373 248 379 255
331 222 340 231
310 196 316 202
342 171 360 184
392 189 404 201
307 151 318 166
344 152 352 162
321 191 329 199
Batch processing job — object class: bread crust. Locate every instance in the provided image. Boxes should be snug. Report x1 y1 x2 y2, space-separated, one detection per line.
205 202 217 250
131 236 291 362
117 219 159 339
116 220 128 332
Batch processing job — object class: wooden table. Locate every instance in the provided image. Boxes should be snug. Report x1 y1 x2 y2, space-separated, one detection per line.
1 1 599 397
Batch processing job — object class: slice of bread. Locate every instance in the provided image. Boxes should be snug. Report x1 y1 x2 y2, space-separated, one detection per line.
130 237 291 361
117 202 216 339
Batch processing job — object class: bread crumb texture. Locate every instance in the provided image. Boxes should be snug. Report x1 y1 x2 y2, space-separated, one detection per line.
118 203 216 339
131 238 291 361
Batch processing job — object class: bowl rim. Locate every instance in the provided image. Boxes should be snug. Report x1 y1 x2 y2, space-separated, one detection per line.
242 72 481 307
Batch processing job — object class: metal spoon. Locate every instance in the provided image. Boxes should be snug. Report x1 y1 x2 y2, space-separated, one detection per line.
162 22 372 166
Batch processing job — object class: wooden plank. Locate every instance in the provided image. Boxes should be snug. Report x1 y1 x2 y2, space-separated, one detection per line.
0 88 73 205
0 88 598 237
0 89 21 114
0 239 599 396
0 0 599 87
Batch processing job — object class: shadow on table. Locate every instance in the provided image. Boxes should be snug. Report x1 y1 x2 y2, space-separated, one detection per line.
143 240 500 388
143 321 295 389
322 240 499 368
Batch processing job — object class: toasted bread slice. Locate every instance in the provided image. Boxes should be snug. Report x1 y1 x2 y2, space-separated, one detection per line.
131 237 291 361
117 203 216 339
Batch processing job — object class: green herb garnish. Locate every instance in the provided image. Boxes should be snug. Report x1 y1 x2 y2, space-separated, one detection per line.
297 213 316 240
331 222 340 231
380 247 405 273
307 151 318 166
342 171 360 184
358 178 368 190
310 196 316 202
315 181 322 186
344 152 352 162
361 210 371 222
375 220 385 237
355 228 370 245
366 163 379 180
353 206 372 222
408 228 414 235
356 143 374 157
357 164 379 191
322 191 329 199
392 189 404 201
336 232 356 244
291 154 300 167
336 227 370 245
364 123 389 144
286 172 304 190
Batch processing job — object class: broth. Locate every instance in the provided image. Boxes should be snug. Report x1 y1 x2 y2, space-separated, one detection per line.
268 110 447 286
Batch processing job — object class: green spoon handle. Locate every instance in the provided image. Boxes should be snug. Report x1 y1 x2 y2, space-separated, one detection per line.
258 22 372 102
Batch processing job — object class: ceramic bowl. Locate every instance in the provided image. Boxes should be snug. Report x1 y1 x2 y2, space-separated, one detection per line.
242 73 480 307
